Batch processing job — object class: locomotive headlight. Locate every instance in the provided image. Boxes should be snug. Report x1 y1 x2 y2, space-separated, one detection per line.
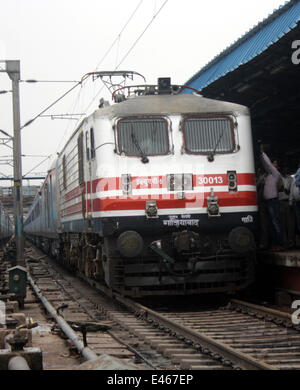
167 174 193 191
207 188 220 217
228 227 255 253
145 200 158 218
183 174 193 190
117 231 144 258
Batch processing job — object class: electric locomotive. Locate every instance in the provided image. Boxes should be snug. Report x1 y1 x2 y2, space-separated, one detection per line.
24 76 258 297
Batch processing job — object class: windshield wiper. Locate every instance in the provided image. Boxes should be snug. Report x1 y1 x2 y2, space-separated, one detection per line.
208 128 226 162
131 133 149 164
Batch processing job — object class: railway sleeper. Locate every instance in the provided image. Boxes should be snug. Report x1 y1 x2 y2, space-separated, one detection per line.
189 364 232 370
162 348 198 357
234 341 300 349
252 352 300 359
171 354 216 364
180 359 224 370
28 242 299 370
241 346 300 354
149 340 185 348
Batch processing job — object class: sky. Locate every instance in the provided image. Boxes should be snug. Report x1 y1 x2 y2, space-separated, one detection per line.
0 0 287 187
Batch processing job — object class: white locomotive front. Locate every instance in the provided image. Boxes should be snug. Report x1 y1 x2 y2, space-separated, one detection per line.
25 79 258 296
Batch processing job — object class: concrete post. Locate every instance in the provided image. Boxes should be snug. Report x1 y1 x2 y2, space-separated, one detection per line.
6 60 24 266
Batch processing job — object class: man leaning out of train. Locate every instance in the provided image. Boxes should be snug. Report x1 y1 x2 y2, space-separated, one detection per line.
279 165 295 249
289 161 300 243
260 144 284 252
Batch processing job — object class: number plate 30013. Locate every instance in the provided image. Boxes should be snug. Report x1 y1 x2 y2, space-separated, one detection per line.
197 176 224 185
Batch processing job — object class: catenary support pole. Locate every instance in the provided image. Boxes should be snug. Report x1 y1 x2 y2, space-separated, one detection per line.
6 60 24 265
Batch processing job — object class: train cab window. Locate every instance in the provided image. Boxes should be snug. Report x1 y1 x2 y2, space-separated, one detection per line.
117 117 169 156
183 116 235 155
90 128 95 159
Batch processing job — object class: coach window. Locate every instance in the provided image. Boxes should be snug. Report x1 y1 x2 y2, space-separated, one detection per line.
86 131 90 161
90 128 95 159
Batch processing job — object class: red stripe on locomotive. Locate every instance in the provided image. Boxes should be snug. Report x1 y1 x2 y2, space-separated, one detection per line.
91 191 257 212
85 173 256 194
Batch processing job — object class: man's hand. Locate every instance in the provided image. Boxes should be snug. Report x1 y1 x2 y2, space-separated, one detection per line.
260 144 264 154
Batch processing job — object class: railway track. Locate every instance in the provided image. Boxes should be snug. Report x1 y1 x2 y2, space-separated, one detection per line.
24 243 300 370
128 299 300 370
25 245 174 370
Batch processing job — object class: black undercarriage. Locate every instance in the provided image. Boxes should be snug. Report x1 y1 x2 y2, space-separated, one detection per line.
25 211 257 297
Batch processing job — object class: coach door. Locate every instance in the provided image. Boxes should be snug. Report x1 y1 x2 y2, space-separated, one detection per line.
78 132 87 221
85 128 96 224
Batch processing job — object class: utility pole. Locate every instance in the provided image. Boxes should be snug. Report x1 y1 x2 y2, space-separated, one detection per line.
4 60 24 265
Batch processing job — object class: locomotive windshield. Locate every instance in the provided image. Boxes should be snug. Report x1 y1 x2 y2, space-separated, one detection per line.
183 116 235 155
117 117 169 157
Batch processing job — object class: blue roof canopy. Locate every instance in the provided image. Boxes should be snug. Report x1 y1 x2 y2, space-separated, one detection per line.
185 0 300 92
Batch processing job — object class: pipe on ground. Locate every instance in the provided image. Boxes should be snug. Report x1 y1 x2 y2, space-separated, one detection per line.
28 275 98 362
8 356 30 370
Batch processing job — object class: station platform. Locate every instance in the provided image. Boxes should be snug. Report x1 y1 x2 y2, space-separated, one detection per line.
259 248 300 297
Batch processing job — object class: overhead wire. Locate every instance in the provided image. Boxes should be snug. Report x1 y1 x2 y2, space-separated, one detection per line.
21 81 82 129
22 73 90 159
28 0 168 171
95 0 144 71
0 171 11 179
1 154 50 158
115 0 169 69
54 0 145 154
82 0 169 115
23 155 52 177
4 0 144 180
54 81 87 153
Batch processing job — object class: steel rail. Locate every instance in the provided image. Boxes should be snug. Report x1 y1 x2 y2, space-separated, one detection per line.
25 246 281 370
76 271 277 369
230 299 292 322
113 294 277 370
39 261 158 370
